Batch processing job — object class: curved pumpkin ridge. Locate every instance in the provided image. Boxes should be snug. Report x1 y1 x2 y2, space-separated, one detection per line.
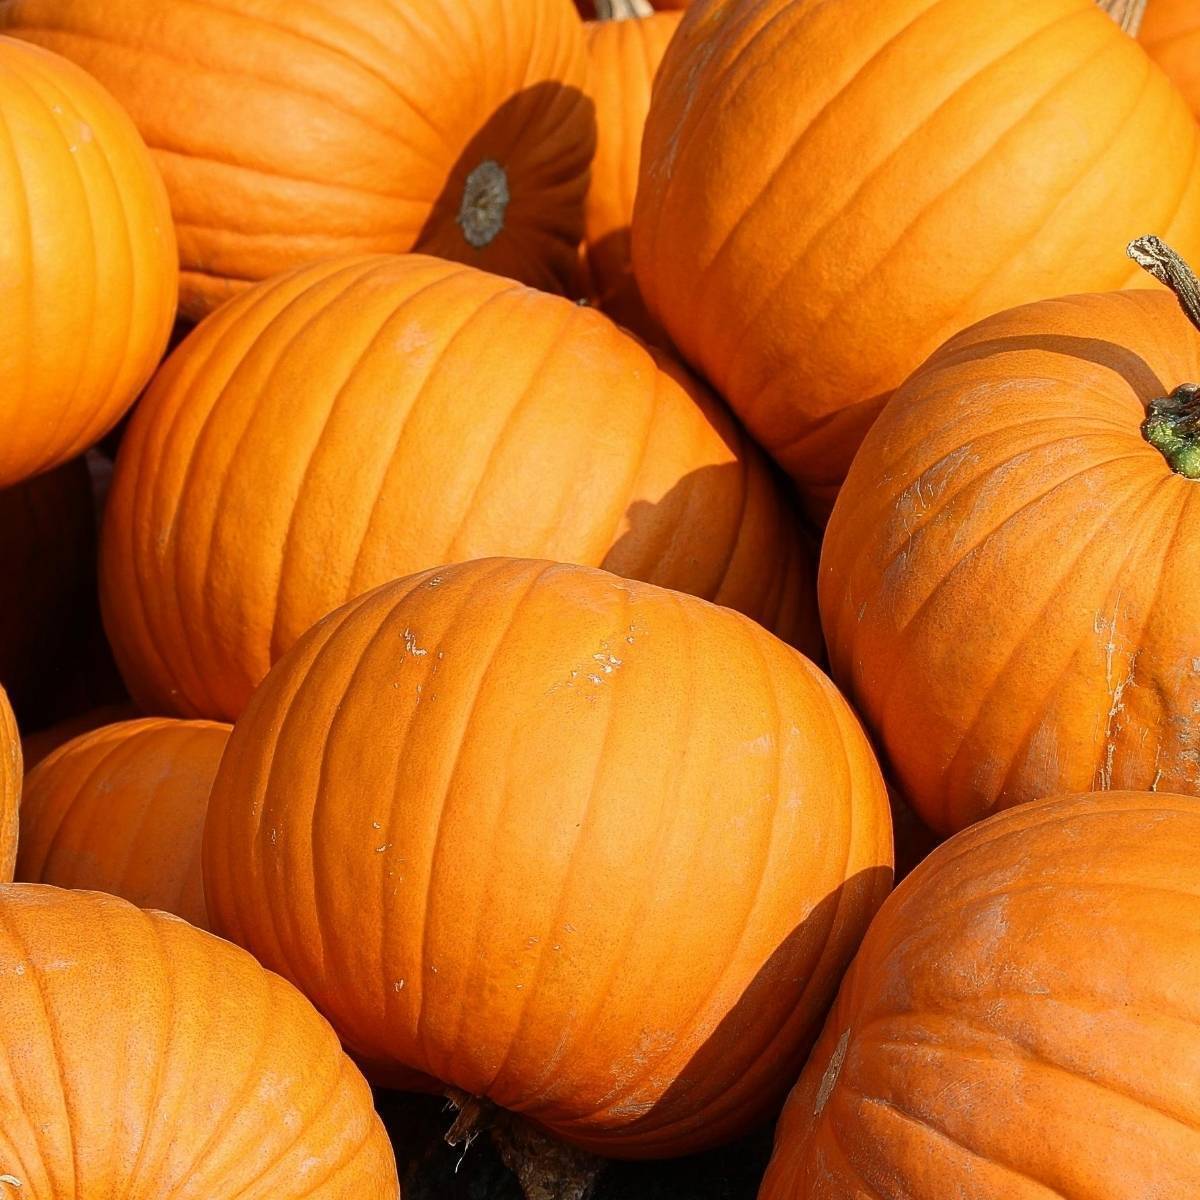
0 690 18 883
1141 0 1200 113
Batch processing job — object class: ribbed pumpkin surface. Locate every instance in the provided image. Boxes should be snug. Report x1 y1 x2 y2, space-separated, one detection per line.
821 290 1200 834
203 558 893 1158
0 885 398 1196
1141 0 1200 113
0 0 592 319
18 718 230 928
633 0 1200 518
101 253 819 722
0 37 177 487
0 687 18 882
760 791 1200 1198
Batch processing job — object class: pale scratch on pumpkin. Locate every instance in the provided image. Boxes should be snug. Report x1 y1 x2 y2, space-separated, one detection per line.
814 1029 850 1117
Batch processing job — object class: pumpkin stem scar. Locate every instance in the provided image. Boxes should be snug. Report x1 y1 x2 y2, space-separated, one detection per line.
0 1177 21 1190
594 0 654 18
1097 0 1148 36
457 160 509 249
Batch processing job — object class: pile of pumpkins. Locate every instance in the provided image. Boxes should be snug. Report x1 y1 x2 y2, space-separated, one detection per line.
0 0 1198 1195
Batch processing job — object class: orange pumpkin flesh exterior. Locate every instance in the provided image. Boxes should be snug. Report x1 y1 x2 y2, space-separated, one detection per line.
203 558 893 1157
632 0 1200 519
17 718 230 929
1141 0 1200 113
20 702 141 770
0 884 398 1196
0 688 19 882
820 289 1200 835
0 37 177 488
760 790 1200 1198
584 12 681 343
101 253 820 722
0 0 593 320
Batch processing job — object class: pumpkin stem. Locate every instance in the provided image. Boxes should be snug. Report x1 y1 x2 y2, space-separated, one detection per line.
593 0 655 18
1128 236 1200 479
1097 0 1148 36
457 160 509 249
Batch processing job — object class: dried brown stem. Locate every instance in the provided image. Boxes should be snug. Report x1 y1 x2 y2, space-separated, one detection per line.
1127 235 1200 335
593 0 654 18
1097 0 1148 36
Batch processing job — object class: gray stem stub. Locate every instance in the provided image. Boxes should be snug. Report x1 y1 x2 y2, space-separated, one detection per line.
457 160 509 249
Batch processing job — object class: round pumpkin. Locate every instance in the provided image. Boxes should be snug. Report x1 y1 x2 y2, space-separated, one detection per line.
203 557 893 1157
0 0 592 321
820 282 1200 835
1141 0 1200 112
17 717 230 928
20 702 141 769
0 458 96 721
0 37 177 488
632 0 1200 519
101 253 820 722
0 687 19 882
760 790 1200 1198
0 884 397 1196
584 11 681 344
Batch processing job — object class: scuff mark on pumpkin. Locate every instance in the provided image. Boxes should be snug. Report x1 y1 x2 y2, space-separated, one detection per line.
402 628 428 657
814 1029 850 1117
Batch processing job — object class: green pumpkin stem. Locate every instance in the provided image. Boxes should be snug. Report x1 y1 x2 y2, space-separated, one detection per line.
1128 236 1200 480
1098 0 1148 36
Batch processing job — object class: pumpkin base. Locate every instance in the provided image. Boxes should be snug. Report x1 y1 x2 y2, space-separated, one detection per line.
445 1088 604 1200
457 161 510 249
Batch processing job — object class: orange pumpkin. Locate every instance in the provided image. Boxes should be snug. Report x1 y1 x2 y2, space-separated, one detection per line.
632 0 1200 519
0 0 593 320
0 458 96 720
0 884 398 1196
1141 0 1200 112
101 253 820 722
821 278 1200 834
20 702 141 770
203 558 893 1157
18 718 230 928
584 11 681 343
760 790 1200 1198
0 37 177 488
0 687 19 882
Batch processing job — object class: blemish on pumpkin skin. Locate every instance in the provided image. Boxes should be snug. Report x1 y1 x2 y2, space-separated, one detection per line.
814 1029 851 1117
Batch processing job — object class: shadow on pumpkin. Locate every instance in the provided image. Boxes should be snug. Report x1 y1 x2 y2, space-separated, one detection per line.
414 82 597 300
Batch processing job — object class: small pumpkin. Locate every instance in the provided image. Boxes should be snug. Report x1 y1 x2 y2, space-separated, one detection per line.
0 37 177 488
0 884 398 1197
632 0 1200 518
821 239 1200 834
0 0 593 320
101 253 820 721
203 558 893 1158
18 717 230 928
1141 0 1200 112
0 687 19 882
760 790 1200 1198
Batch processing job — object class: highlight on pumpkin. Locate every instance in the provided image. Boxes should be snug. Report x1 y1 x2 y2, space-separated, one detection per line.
3 0 1200 1196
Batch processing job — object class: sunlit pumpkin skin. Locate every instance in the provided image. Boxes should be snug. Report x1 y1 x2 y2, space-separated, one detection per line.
820 289 1200 835
17 718 230 928
760 790 1200 1198
633 0 1200 519
0 885 398 1197
101 253 820 722
20 702 140 769
0 37 177 487
204 558 893 1158
0 688 18 882
0 458 95 721
0 0 592 321
1141 0 1200 112
584 12 680 344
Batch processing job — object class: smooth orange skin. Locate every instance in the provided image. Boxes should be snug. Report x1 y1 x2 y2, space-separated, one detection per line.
633 0 1200 520
0 885 398 1197
17 718 230 929
0 688 19 882
1141 0 1200 112
584 13 681 344
0 38 177 487
760 791 1200 1198
20 702 141 770
101 253 820 722
0 0 593 320
821 290 1200 835
204 558 893 1158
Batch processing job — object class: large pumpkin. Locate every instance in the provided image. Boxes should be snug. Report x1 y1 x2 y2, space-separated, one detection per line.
17 717 230 928
1141 0 1200 112
584 10 681 342
760 790 1200 1198
0 687 18 882
0 37 176 488
632 0 1200 518
0 0 593 320
0 885 397 1196
101 253 820 722
203 558 893 1157
820 282 1200 835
